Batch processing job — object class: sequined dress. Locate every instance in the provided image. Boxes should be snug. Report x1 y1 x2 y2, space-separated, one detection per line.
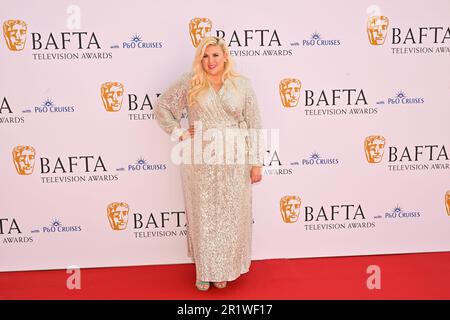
155 73 263 282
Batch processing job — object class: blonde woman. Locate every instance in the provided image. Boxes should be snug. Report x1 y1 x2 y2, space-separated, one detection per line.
155 36 263 291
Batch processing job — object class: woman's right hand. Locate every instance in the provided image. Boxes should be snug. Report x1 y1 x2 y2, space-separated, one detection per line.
188 125 195 137
179 125 195 141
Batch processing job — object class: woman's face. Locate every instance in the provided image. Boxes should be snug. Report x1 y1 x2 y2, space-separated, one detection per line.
201 44 227 77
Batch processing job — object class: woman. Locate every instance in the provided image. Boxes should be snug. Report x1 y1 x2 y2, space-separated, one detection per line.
155 36 263 291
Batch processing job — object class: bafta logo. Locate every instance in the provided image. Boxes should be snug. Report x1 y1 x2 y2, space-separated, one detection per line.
280 196 301 223
367 16 389 45
189 17 212 47
279 79 301 108
364 135 386 163
3 19 27 51
107 202 129 230
446 191 450 216
101 82 124 112
12 145 35 175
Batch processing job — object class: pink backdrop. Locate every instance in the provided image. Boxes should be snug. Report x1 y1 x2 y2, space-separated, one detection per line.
1 0 449 272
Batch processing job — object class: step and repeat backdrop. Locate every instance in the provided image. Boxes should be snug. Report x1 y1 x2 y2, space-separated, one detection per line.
1 0 449 272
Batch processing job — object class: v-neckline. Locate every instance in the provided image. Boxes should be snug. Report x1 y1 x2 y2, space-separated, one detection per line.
210 79 226 95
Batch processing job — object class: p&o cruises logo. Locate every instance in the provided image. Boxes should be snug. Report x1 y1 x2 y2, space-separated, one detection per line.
380 206 421 220
300 31 341 47
111 33 162 50
115 157 167 173
23 98 76 114
290 152 339 167
33 218 82 233
1 96 76 126
376 90 425 106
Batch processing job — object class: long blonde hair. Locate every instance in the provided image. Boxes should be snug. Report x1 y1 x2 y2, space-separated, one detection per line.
188 36 240 107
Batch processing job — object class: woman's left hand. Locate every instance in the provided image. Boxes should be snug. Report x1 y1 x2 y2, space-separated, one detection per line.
250 166 262 184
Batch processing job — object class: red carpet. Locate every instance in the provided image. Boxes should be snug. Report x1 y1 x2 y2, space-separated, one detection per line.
1 252 449 300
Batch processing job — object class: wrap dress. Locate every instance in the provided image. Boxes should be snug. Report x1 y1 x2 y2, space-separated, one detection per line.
155 73 263 281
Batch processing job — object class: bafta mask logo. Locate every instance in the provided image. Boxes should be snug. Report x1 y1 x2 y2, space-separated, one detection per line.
101 82 124 112
3 19 27 51
107 202 129 230
445 191 450 216
367 16 389 46
12 145 35 175
189 17 212 47
279 79 301 108
280 196 302 223
364 135 386 163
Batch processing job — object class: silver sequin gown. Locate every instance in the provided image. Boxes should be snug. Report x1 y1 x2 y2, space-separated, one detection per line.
155 73 263 282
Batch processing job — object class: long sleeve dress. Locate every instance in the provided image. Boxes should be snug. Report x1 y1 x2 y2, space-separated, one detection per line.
154 73 263 282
